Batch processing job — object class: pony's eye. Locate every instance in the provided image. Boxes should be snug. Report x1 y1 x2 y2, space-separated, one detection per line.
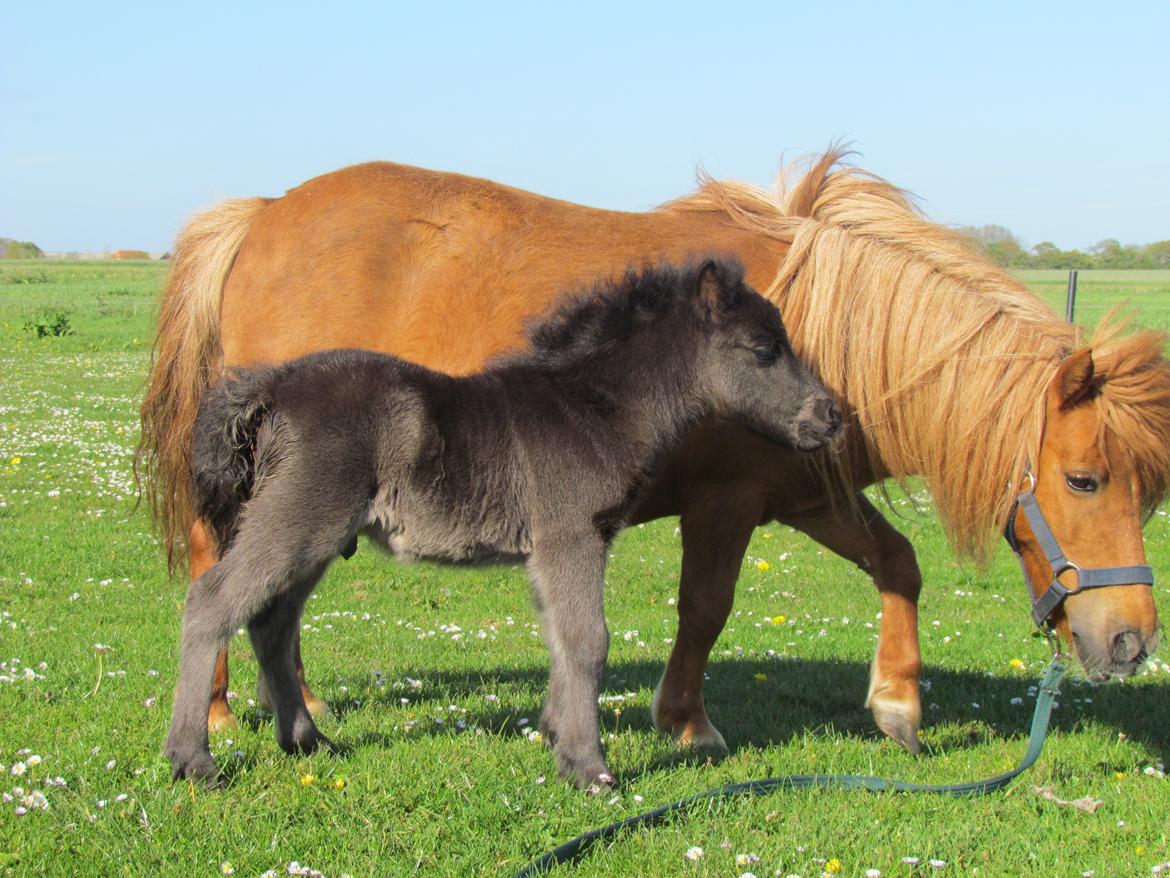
1065 473 1099 493
754 347 778 366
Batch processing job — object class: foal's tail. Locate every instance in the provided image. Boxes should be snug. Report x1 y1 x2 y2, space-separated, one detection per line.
136 196 270 574
190 370 279 554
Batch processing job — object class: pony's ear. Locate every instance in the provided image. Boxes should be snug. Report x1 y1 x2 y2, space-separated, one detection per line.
1049 348 1097 411
696 260 724 322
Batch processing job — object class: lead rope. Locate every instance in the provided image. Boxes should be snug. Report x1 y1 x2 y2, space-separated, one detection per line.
514 657 1069 877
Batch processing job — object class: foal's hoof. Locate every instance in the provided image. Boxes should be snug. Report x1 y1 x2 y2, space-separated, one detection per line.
554 752 614 792
870 697 922 755
167 749 225 789
279 724 336 756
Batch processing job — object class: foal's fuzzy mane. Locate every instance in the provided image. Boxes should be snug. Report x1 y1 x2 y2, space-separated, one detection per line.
516 258 744 370
665 149 1170 562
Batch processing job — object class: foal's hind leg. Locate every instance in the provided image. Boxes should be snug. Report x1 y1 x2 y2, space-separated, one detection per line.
528 534 611 789
789 496 923 753
166 559 248 787
188 519 237 734
255 639 331 721
249 581 334 756
167 480 364 785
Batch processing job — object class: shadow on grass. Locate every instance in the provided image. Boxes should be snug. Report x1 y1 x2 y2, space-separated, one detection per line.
229 655 1169 780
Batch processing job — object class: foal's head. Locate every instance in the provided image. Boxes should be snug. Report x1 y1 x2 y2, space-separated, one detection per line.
686 259 841 451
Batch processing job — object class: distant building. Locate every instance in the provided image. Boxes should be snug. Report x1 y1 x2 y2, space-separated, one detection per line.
110 249 150 260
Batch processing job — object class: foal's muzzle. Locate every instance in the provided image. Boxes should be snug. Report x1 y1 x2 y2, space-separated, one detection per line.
794 395 843 450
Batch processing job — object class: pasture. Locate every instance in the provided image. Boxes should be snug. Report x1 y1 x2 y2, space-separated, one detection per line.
1 261 1169 876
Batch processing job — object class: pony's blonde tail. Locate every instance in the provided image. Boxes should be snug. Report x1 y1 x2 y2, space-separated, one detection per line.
137 196 269 574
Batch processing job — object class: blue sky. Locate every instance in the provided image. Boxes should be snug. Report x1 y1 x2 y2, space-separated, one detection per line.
3 1 1168 252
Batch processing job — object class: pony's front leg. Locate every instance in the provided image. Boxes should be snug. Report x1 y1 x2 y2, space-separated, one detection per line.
790 496 923 753
653 483 764 751
528 534 611 789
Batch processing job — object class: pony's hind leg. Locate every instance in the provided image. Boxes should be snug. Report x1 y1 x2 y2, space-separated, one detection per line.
653 485 764 751
249 579 334 756
528 534 611 789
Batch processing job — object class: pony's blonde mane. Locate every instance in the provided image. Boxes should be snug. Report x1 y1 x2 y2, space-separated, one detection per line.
664 149 1170 562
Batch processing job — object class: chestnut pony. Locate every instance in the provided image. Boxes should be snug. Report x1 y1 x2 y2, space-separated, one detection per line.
140 149 1170 753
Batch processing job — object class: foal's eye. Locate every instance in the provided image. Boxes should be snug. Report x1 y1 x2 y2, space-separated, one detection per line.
754 347 778 366
1065 473 1099 493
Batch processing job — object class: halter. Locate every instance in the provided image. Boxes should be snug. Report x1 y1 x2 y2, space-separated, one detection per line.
1004 471 1155 630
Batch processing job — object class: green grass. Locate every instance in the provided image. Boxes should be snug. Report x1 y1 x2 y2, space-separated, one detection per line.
1016 268 1170 330
1 261 1169 876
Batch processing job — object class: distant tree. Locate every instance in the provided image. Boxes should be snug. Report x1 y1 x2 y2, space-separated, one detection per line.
0 238 45 259
1031 242 1092 270
960 228 1167 270
1143 240 1170 268
985 238 1031 267
959 224 1022 249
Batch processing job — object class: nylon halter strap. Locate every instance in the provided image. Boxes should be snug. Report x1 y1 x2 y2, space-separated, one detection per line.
1004 473 1155 629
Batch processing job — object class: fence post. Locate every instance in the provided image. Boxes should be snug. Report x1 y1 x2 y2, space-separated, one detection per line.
1065 270 1078 322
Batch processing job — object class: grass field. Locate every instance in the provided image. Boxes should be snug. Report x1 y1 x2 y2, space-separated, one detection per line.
1 261 1169 877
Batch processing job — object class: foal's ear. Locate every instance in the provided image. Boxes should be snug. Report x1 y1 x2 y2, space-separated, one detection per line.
696 260 725 322
1049 348 1097 411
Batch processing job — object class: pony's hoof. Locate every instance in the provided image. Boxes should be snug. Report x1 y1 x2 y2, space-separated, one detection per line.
663 716 728 753
870 699 922 754
207 703 239 733
303 693 332 720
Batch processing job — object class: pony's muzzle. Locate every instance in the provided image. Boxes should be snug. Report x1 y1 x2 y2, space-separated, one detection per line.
793 395 843 450
1071 624 1158 678
1110 629 1147 667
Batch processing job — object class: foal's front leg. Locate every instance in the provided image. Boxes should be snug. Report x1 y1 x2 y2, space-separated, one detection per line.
528 534 611 789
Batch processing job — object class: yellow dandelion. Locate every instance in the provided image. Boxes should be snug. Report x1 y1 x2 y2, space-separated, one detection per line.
825 858 842 874
755 561 770 571
10 457 20 465
1009 658 1026 669
753 672 768 682
334 778 347 790
770 615 787 625
299 774 315 786
1115 771 1127 780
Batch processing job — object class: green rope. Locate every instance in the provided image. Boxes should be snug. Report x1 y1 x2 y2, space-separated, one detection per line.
515 658 1068 877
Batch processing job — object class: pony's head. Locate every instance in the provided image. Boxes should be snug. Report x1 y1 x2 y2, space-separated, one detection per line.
1012 327 1170 677
668 150 1170 678
688 259 841 451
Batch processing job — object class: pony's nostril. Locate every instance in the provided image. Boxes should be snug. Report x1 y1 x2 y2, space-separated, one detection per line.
1110 630 1145 666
